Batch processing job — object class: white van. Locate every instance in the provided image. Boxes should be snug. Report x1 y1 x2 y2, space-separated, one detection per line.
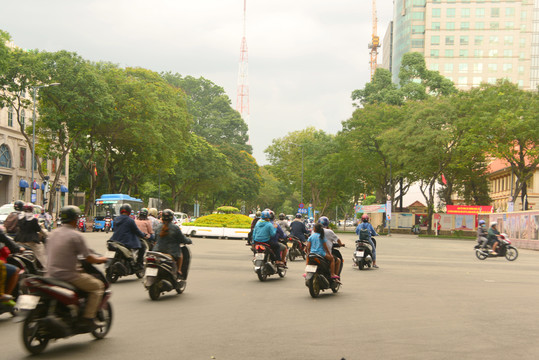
173 212 189 224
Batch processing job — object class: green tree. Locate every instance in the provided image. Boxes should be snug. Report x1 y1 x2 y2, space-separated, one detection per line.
351 68 403 107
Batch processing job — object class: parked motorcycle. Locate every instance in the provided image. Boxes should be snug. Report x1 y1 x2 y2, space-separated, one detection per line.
352 237 377 270
104 240 144 283
15 259 113 354
143 241 192 300
287 235 306 261
475 233 518 261
252 242 286 281
77 217 87 232
304 245 343 298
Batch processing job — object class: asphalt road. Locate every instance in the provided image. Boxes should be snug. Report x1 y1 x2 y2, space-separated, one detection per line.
1 231 539 360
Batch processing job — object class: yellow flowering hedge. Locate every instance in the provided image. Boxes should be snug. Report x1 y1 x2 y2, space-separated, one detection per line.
183 214 252 229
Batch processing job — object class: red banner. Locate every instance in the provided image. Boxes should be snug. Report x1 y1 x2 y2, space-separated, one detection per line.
446 205 493 215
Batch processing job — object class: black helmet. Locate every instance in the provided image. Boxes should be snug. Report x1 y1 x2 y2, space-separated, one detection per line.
269 211 275 221
120 204 132 215
14 200 24 211
295 213 302 219
162 209 174 222
139 208 149 218
318 216 330 228
278 213 285 220
60 205 81 223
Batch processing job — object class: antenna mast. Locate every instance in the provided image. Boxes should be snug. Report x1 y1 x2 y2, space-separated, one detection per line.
236 0 250 144
368 0 380 79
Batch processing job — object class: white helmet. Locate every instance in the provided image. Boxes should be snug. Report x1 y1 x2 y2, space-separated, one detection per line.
490 221 497 227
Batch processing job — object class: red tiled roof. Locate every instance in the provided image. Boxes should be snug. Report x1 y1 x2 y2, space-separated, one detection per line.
408 201 426 208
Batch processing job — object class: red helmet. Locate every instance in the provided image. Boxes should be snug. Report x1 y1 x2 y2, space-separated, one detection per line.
361 214 370 222
23 202 34 213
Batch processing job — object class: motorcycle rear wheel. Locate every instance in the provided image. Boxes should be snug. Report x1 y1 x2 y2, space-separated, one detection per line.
475 250 488 260
358 259 365 270
278 268 286 278
505 246 518 261
22 309 49 355
149 283 161 300
257 268 268 282
331 280 340 293
289 252 296 262
176 280 187 294
308 274 321 298
92 302 113 339
105 267 119 283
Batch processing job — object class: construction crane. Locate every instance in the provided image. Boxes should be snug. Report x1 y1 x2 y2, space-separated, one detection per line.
368 0 380 79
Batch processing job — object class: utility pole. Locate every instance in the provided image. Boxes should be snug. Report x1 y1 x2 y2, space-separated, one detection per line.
236 0 250 144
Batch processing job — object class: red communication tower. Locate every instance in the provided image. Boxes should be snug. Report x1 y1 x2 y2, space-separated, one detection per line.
236 0 250 143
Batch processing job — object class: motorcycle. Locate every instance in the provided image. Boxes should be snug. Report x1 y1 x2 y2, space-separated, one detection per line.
475 233 518 261
143 241 192 300
56 219 62 228
104 240 145 283
304 245 343 298
15 259 113 355
252 242 286 281
103 217 112 233
352 237 377 270
77 217 87 232
287 235 307 261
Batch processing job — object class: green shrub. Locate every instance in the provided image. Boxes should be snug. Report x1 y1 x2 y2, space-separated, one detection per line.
183 213 252 229
216 206 240 214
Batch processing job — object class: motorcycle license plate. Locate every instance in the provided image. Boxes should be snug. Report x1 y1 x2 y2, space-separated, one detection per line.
144 267 158 277
305 265 317 273
355 251 364 257
105 251 116 259
16 295 40 310
255 253 265 260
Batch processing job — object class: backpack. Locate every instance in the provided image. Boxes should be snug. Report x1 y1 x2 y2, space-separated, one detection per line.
4 212 19 234
359 225 371 241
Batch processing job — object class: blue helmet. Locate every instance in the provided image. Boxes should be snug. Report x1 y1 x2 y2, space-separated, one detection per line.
479 220 486 226
261 210 271 220
318 216 330 228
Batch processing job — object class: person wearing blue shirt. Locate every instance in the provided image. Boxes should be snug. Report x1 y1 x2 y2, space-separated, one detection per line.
269 212 288 267
355 214 379 268
111 204 149 269
252 210 284 265
305 223 338 279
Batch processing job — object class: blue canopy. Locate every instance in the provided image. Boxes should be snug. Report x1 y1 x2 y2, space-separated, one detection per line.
32 181 39 190
41 183 45 191
60 185 68 193
19 179 29 188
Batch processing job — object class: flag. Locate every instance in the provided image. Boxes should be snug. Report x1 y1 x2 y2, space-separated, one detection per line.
441 173 447 185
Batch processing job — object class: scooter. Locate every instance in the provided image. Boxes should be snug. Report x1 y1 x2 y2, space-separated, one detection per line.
15 259 113 355
352 237 377 270
475 233 518 261
77 217 86 232
287 235 307 261
304 247 342 298
143 240 192 300
104 240 145 283
252 242 286 281
103 217 112 233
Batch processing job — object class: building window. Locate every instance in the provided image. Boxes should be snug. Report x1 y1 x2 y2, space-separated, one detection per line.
488 64 498 72
445 63 454 72
475 36 483 45
488 77 496 84
504 36 513 45
505 7 515 16
504 49 513 57
20 147 26 169
474 63 483 73
459 49 469 57
461 22 470 30
432 8 441 18
412 11 425 20
458 77 468 85
521 11 527 20
519 52 525 60
519 65 524 74
461 8 470 17
491 8 500 17
460 36 469 45
445 49 454 57
430 49 440 57
411 39 424 48
476 8 485 17
505 21 514 29
475 22 485 30
431 36 440 45
518 80 524 88
412 25 425 34
446 36 455 45
459 63 469 73
473 77 482 86
521 24 526 31
503 63 513 72
489 36 499 45
412 0 426 6
490 22 499 29
446 22 455 30
432 22 440 30
8 107 13 127
520 38 526 48
489 49 498 57
52 159 57 173
430 63 439 71
0 145 12 168
474 49 484 57
447 8 456 17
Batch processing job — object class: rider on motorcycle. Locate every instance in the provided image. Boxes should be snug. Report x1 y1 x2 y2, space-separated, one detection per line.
487 222 501 255
477 220 488 249
289 213 309 245
277 213 290 234
318 216 344 277
252 210 284 265
355 214 379 268
3 200 24 237
16 203 47 267
305 223 338 280
270 211 288 267
153 209 191 277
46 206 108 331
110 204 149 270
135 208 155 245
148 208 160 233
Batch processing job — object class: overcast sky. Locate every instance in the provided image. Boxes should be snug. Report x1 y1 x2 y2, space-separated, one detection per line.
2 0 394 163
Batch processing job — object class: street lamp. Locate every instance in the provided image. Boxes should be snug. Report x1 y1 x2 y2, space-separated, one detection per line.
31 83 60 203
